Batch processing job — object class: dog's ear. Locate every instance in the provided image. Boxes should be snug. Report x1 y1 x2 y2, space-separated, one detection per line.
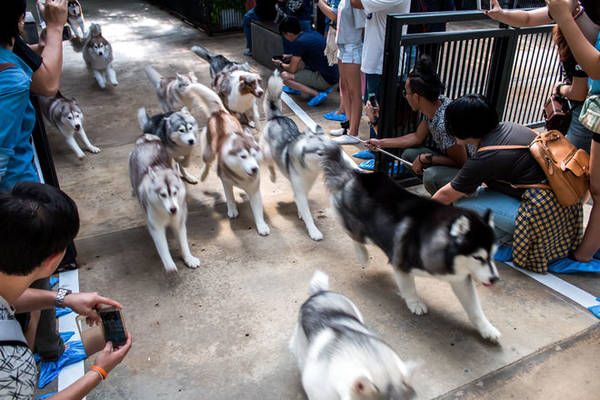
148 167 158 181
352 377 378 397
450 215 471 238
173 163 182 177
314 125 325 136
483 209 494 229
239 75 247 83
180 106 190 114
189 72 198 82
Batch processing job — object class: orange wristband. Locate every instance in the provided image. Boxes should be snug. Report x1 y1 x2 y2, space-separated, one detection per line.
90 365 107 380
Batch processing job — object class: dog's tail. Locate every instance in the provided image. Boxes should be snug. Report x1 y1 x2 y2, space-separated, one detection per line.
70 36 86 53
320 141 357 193
181 82 226 116
144 65 162 88
190 45 213 62
264 71 284 121
309 270 329 295
137 108 149 131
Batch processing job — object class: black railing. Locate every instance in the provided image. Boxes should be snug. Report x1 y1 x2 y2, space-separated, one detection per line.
149 0 245 35
377 10 560 177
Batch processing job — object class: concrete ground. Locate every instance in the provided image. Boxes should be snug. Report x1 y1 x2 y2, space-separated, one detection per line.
33 1 599 398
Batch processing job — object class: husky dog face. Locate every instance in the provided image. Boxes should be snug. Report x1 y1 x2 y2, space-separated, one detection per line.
147 166 185 215
176 73 197 92
91 40 107 57
224 135 262 177
450 212 499 286
166 107 198 147
68 1 81 17
59 102 84 132
238 73 264 98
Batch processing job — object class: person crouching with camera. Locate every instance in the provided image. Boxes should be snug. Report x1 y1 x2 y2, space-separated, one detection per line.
0 182 132 400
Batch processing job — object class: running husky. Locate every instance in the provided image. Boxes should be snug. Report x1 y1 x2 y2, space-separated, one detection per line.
38 92 100 159
290 271 417 400
191 45 263 129
71 24 118 89
67 0 86 38
181 83 270 236
145 65 198 113
261 71 328 241
321 144 501 341
129 134 200 273
137 107 199 184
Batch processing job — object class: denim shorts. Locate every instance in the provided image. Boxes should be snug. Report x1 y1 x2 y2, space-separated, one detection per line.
337 42 362 65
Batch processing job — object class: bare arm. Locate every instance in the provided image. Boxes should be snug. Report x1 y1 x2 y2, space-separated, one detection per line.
30 0 68 96
439 144 468 168
318 0 337 21
432 182 466 205
282 56 302 74
558 76 589 102
550 1 600 79
350 0 364 10
485 0 551 27
366 120 429 150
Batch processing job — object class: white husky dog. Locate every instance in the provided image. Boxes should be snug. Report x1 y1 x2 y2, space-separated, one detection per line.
261 72 329 241
290 271 418 400
181 83 270 236
129 134 200 273
67 0 86 38
71 24 118 89
38 91 100 159
145 65 198 113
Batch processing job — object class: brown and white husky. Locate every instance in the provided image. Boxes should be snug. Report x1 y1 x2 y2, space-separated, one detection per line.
67 0 86 38
145 65 198 113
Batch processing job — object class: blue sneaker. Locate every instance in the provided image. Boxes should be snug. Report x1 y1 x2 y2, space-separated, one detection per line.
358 159 375 171
353 150 375 160
307 91 329 107
323 111 347 121
243 50 252 56
283 86 301 95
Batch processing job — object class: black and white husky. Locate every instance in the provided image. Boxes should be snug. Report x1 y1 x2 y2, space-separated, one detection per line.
67 0 85 38
321 145 501 341
129 134 200 273
290 271 417 400
71 24 118 89
261 72 328 241
145 66 198 113
38 92 100 159
137 107 199 184
191 45 263 129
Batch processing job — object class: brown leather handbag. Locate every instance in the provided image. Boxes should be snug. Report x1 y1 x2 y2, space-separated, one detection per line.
478 130 590 207
543 94 571 134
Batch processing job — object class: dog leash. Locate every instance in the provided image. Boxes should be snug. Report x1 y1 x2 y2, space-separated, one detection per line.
353 137 414 168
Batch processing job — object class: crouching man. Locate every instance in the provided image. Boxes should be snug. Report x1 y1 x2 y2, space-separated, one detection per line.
0 181 132 400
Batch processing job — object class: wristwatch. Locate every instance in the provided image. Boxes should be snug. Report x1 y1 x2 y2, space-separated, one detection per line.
55 288 72 307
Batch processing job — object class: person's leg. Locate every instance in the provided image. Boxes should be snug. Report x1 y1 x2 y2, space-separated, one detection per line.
338 61 350 124
456 187 521 244
346 62 362 137
566 105 593 153
400 147 433 163
281 70 319 97
574 139 600 261
243 8 259 52
31 277 64 361
364 73 382 139
24 310 41 351
422 166 460 196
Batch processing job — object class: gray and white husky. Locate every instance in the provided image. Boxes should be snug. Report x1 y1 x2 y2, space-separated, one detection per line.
38 92 100 159
191 45 263 129
71 24 118 89
321 144 501 341
290 271 418 400
145 65 198 113
67 0 86 38
129 134 200 273
181 82 270 236
137 107 199 184
261 72 328 241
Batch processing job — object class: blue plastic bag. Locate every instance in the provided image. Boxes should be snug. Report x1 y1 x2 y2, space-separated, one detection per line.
35 393 56 399
38 340 87 388
589 298 600 319
493 244 513 262
49 276 59 287
548 258 600 274
55 307 72 318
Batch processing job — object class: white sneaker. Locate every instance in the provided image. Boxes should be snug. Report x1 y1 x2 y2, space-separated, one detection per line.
333 135 360 145
330 128 346 136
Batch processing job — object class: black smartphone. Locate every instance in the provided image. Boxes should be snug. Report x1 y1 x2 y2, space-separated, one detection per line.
272 55 284 62
99 308 127 346
368 93 377 107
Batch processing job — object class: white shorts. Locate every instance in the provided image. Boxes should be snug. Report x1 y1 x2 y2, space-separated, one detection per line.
337 42 363 65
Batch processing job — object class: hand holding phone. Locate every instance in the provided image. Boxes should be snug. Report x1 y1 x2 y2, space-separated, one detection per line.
93 332 132 376
99 307 128 346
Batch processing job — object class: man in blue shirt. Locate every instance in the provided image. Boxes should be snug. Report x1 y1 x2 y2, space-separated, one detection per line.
274 17 339 106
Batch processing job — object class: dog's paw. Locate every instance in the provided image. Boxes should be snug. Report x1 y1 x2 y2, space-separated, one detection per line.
478 323 501 343
183 255 201 269
88 145 101 154
406 299 428 316
111 80 119 86
257 222 270 236
76 152 85 160
308 229 323 241
227 208 239 219
164 261 178 274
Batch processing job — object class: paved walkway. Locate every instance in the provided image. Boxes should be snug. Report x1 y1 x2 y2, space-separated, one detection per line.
34 1 599 398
